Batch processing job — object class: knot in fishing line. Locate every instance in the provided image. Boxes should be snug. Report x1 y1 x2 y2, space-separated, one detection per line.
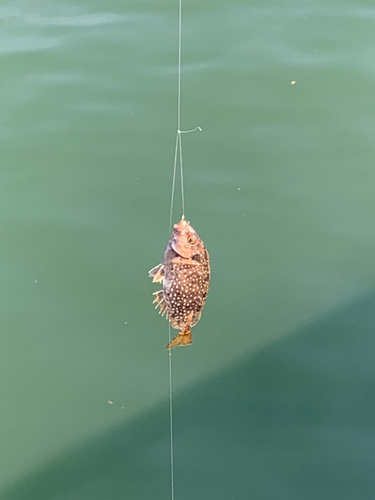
177 126 202 134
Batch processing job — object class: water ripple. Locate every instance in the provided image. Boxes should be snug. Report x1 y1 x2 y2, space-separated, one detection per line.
23 12 129 27
0 36 57 54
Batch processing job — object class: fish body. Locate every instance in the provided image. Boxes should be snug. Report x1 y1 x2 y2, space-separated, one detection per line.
149 218 210 349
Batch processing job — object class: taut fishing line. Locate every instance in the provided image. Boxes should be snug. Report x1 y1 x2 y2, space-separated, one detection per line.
167 0 201 498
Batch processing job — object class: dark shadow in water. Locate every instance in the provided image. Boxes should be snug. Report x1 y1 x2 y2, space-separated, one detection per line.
3 290 375 500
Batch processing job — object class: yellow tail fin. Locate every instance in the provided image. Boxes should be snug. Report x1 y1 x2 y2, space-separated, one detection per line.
165 330 192 350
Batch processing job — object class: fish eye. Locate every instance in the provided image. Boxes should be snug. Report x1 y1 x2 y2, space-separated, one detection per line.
188 236 196 245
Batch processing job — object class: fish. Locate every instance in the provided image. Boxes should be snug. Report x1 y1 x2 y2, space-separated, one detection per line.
149 218 210 349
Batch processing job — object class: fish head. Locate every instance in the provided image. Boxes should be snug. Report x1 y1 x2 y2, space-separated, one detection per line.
171 218 204 259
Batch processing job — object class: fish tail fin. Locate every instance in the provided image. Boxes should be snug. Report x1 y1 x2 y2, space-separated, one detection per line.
165 330 192 350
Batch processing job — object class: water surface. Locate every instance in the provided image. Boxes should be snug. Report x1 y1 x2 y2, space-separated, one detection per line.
1 0 375 498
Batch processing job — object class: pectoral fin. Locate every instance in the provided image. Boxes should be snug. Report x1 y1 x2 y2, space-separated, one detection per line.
148 264 164 283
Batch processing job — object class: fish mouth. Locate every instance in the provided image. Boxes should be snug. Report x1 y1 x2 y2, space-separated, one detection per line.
171 218 196 258
173 219 189 232
172 219 190 257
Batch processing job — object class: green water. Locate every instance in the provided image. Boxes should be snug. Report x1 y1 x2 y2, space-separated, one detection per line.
1 0 375 498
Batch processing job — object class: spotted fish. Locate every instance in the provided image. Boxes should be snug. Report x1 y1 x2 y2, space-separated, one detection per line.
149 218 210 349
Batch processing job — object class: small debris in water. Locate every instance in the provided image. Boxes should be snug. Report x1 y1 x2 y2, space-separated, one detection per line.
237 188 241 191
108 400 114 405
124 321 128 324
291 81 296 85
34 280 38 283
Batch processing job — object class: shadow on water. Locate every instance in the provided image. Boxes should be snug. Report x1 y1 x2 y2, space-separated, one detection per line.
3 290 375 500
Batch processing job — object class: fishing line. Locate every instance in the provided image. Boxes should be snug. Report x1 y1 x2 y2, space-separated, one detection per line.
167 323 175 500
167 1 202 498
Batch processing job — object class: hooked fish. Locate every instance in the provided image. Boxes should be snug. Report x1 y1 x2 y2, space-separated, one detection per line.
149 218 210 349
